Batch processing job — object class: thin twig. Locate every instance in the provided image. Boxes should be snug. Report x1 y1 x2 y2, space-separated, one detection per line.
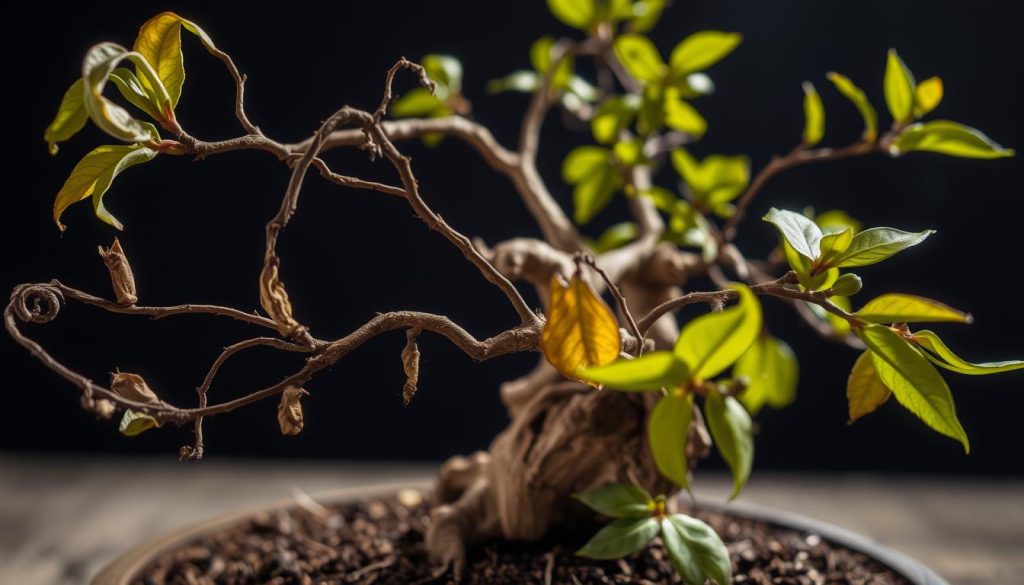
578 254 644 355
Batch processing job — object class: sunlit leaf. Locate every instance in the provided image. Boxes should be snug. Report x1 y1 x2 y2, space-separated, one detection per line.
846 350 891 422
391 87 448 117
763 208 823 261
817 228 853 266
109 67 164 121
45 80 89 156
592 221 639 253
675 284 762 380
627 0 666 33
422 54 463 95
892 120 1015 159
643 185 677 212
134 12 217 109
913 77 943 118
53 143 158 231
736 335 798 414
614 34 666 83
574 483 654 518
614 139 645 166
834 227 933 268
883 49 916 124
859 324 969 452
815 209 862 235
705 391 753 499
542 273 622 381
119 410 160 436
577 516 659 559
530 36 574 90
830 273 863 297
668 31 742 76
487 70 540 95
592 95 639 144
912 330 1024 375
660 514 732 585
857 293 971 324
663 87 707 138
82 42 171 143
563 146 610 183
801 81 825 147
583 351 689 391
649 392 693 487
827 72 878 142
671 149 749 207
547 0 597 30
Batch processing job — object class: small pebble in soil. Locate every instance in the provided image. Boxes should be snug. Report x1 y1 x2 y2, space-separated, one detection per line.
136 493 907 585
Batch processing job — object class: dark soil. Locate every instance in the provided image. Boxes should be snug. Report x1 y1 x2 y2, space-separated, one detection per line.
136 490 908 585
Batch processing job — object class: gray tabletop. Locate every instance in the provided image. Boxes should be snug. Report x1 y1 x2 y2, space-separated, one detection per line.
1 454 1020 585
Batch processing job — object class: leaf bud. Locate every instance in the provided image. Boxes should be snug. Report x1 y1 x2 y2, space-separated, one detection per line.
831 273 863 297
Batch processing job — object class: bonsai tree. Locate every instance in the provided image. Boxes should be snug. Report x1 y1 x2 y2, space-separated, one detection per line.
9 2 1021 581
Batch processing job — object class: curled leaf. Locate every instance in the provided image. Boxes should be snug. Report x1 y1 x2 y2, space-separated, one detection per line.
542 273 622 382
53 143 158 231
45 79 88 155
119 410 160 436
135 11 218 109
892 120 1014 159
82 42 170 143
801 81 825 147
110 371 159 404
827 72 878 142
259 254 302 337
402 330 421 405
846 350 891 422
912 330 1024 375
277 385 308 436
98 237 137 305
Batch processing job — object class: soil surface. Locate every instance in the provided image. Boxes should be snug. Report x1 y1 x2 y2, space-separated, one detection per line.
136 490 907 584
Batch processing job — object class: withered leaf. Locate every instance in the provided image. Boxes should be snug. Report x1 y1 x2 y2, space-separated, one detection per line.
260 254 301 337
110 371 159 403
277 385 309 435
542 272 622 383
98 237 137 305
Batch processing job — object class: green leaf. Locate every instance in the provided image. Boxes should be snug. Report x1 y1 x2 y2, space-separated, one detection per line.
671 149 749 207
547 0 597 30
762 208 823 261
834 227 933 268
668 31 742 76
134 12 218 109
563 146 610 183
912 330 1024 375
422 54 463 95
815 209 862 235
530 37 573 90
575 483 654 518
856 293 971 324
119 410 160 436
801 82 825 147
614 34 666 84
591 95 639 144
892 120 1015 159
736 335 798 414
827 72 878 142
675 284 762 380
859 324 969 452
637 84 665 135
705 391 753 499
830 273 863 297
487 70 540 95
613 139 645 166
109 67 163 121
573 163 620 224
643 186 677 212
660 514 732 585
44 79 89 155
648 392 694 487
846 350 891 422
577 516 659 559
82 42 171 143
883 49 916 124
391 87 447 118
592 221 639 253
53 144 158 231
913 77 943 118
817 228 853 266
627 0 666 33
663 87 707 138
583 351 689 391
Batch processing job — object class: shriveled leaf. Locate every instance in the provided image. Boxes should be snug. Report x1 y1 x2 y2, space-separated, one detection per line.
391 87 447 118
119 410 160 436
45 79 88 155
705 391 753 499
577 517 659 559
487 70 540 95
99 238 138 305
735 335 798 414
648 392 694 488
827 72 878 142
277 385 308 436
574 483 654 518
914 77 943 118
110 371 159 403
883 49 916 124
892 120 1014 159
260 254 301 337
614 34 666 84
663 88 707 138
661 514 732 585
543 273 622 381
548 0 597 30
912 330 1024 375
675 284 762 380
573 163 620 224
591 95 639 144
801 81 825 147
53 144 158 231
834 227 933 268
857 293 971 324
846 350 891 422
763 208 823 261
859 324 969 452
583 351 689 391
668 31 742 76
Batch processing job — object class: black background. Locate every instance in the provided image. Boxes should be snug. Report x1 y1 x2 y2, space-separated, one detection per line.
3 1 1022 475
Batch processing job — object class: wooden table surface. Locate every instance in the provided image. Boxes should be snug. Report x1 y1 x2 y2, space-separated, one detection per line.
1 454 1020 585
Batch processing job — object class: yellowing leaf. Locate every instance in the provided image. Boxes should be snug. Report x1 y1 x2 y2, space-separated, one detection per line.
892 120 1014 159
54 144 158 231
846 350 891 422
827 72 878 142
134 12 218 109
857 293 971 324
914 76 943 118
735 335 798 415
912 330 1024 375
45 79 88 155
668 31 742 76
704 391 753 499
883 49 916 124
542 273 622 381
675 284 762 380
119 410 160 436
649 391 693 488
583 351 689 391
801 81 825 147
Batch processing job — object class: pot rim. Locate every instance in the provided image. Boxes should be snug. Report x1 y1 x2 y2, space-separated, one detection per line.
92 482 949 585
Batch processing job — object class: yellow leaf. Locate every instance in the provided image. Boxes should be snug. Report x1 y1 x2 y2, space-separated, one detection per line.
134 12 218 109
846 350 891 422
914 77 943 118
542 273 622 382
